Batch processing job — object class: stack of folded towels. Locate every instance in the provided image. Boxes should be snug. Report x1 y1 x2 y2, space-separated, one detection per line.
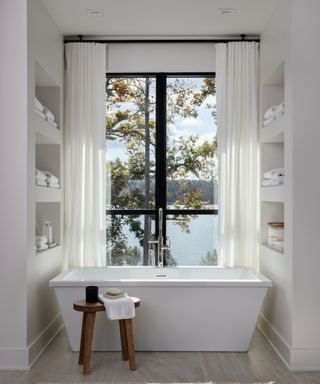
35 235 48 252
99 288 135 320
35 169 60 188
262 168 285 187
263 102 285 126
34 97 58 129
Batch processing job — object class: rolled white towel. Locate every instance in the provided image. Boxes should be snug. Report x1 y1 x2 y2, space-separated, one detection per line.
98 294 135 320
262 176 284 187
263 115 275 126
35 169 47 181
46 118 58 128
44 171 59 183
36 235 48 244
274 102 285 115
264 168 285 179
35 97 44 112
264 105 278 119
36 178 47 187
36 243 48 251
264 102 285 119
35 108 46 120
43 107 55 122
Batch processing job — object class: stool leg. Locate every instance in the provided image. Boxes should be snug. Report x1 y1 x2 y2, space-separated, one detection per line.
124 319 136 370
82 312 96 375
119 320 128 361
79 312 87 365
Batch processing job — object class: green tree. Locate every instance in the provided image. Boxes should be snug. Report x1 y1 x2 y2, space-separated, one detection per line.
200 249 218 266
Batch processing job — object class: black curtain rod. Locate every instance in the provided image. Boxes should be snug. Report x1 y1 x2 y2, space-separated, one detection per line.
64 37 260 44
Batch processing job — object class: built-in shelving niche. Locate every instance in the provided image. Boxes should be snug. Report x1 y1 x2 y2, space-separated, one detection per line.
34 61 63 254
36 202 61 253
260 61 285 255
35 61 61 129
261 201 284 254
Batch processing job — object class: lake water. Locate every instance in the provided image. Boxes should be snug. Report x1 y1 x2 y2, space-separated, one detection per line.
167 214 218 265
111 213 219 266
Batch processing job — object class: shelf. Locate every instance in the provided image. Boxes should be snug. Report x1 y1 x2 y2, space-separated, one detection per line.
35 186 62 202
36 244 61 254
261 185 284 202
261 243 284 255
34 114 62 145
261 115 285 143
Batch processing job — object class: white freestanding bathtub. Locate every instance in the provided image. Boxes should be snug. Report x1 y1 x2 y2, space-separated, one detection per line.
49 266 271 352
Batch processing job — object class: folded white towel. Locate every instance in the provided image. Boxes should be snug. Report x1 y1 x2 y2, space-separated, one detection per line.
35 108 46 120
35 169 47 181
98 294 135 320
35 97 44 112
36 178 47 187
36 235 48 244
36 243 48 251
262 176 284 187
46 118 58 128
43 107 55 122
264 168 285 179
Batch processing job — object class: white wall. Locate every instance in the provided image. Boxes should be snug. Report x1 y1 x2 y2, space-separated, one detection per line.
0 0 29 369
0 0 64 369
259 0 293 356
107 43 216 72
291 0 320 352
259 0 320 370
27 0 64 365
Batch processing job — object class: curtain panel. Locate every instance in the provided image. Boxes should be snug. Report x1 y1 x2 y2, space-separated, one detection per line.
64 43 106 267
216 42 259 268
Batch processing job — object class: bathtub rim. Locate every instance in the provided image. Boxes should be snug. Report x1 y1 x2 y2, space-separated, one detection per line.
49 266 272 288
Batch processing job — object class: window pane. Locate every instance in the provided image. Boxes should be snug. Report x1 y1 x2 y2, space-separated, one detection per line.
106 77 156 210
166 214 218 266
106 214 155 266
166 77 217 209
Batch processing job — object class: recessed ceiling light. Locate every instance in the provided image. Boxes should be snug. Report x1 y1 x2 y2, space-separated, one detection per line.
217 9 236 15
85 9 103 17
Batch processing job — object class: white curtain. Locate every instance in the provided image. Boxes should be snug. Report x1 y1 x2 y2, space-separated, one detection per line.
216 42 259 268
64 43 106 267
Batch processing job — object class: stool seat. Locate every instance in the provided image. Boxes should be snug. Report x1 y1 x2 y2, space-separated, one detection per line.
73 297 140 312
73 296 140 375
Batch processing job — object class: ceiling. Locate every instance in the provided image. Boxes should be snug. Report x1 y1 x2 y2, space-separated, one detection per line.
42 0 279 37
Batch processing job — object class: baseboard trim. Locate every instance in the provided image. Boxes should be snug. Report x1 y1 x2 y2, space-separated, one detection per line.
257 313 291 370
0 348 29 370
258 314 320 371
28 313 64 368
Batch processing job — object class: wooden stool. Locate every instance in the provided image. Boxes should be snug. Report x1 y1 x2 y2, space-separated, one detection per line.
73 297 140 375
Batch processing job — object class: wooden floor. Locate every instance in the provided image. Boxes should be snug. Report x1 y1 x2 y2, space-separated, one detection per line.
1 328 320 384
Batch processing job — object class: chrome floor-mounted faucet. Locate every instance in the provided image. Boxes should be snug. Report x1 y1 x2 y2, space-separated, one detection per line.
148 208 170 267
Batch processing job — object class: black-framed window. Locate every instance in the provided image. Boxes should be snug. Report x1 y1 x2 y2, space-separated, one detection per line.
105 73 218 266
